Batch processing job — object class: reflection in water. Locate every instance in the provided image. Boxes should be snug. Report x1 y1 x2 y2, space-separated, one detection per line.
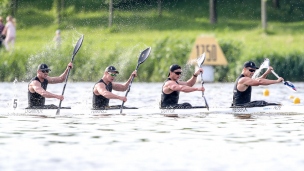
0 82 304 170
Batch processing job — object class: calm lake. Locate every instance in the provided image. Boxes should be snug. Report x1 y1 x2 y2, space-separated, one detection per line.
0 82 303 171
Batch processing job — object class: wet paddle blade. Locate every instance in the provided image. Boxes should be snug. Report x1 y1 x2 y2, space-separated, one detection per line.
252 58 270 79
284 81 297 92
197 53 206 68
203 96 209 111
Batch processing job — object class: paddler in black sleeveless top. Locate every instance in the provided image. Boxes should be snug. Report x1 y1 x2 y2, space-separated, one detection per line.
160 64 205 109
28 62 73 109
92 66 137 109
232 61 284 107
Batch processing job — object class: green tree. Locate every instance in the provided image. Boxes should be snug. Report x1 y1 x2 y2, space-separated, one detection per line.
109 0 113 27
0 0 11 16
261 0 267 30
53 0 61 26
209 0 217 24
158 0 162 17
272 0 280 8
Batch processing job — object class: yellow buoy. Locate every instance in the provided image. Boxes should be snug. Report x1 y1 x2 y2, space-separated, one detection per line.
293 97 300 104
263 89 269 96
289 95 294 99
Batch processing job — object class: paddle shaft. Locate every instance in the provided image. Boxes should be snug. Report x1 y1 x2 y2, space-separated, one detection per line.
200 72 204 95
271 70 280 78
271 70 286 83
56 66 72 115
120 64 139 113
200 71 209 110
56 35 84 115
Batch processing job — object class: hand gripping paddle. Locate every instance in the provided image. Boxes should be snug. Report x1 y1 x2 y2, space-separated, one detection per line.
120 47 152 114
197 53 209 110
56 35 84 115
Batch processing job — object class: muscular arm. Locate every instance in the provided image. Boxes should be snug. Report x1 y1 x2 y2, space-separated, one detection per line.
47 67 70 84
29 81 62 99
184 75 198 87
94 83 124 100
183 68 202 87
171 84 199 93
112 71 137 91
46 62 73 84
237 77 280 91
259 67 273 79
163 81 203 94
112 79 131 91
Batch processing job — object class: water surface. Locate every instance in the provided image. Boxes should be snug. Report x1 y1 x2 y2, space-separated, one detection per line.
0 82 303 171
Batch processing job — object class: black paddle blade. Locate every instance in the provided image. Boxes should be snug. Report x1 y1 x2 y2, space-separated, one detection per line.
71 35 84 61
138 47 151 65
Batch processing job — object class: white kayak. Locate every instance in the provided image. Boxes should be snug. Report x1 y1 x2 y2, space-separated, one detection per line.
1 104 303 117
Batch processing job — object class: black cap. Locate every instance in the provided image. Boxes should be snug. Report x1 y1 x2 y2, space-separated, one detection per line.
37 64 51 71
105 66 119 74
168 64 181 76
243 61 259 69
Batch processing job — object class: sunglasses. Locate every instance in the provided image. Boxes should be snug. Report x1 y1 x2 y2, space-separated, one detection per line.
248 68 256 72
41 70 49 73
108 72 117 77
174 72 182 75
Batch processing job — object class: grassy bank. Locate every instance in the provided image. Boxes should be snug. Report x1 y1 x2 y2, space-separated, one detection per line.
0 0 303 82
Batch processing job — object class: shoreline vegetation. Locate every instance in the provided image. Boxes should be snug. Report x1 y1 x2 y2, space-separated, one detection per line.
0 0 303 82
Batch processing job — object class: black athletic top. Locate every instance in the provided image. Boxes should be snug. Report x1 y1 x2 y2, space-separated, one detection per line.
92 79 112 109
28 76 48 107
160 78 180 107
232 74 251 106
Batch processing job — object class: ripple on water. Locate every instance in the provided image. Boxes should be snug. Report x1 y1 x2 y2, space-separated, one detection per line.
1 82 304 170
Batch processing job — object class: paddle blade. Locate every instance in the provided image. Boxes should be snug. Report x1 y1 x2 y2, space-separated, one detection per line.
260 58 270 69
253 58 270 78
71 35 84 61
284 81 297 92
203 96 209 111
138 47 151 65
56 108 60 115
197 53 206 68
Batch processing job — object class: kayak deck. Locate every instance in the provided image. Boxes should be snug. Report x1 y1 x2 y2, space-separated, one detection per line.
1 105 303 117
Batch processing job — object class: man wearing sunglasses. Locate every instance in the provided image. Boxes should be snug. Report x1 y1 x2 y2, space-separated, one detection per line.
92 65 137 109
232 61 284 107
27 62 73 109
160 64 205 109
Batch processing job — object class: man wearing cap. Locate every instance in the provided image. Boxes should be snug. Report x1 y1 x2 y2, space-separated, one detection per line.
27 62 73 109
160 64 205 109
92 66 137 109
232 61 284 107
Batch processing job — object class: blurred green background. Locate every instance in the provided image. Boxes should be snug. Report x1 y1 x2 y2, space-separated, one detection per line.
0 0 303 82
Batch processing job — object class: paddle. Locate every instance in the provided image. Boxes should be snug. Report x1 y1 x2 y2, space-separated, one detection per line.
253 58 296 91
271 70 297 92
252 58 270 79
56 35 84 115
120 47 152 114
197 53 209 110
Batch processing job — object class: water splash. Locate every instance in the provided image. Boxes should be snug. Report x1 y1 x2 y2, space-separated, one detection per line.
25 28 84 80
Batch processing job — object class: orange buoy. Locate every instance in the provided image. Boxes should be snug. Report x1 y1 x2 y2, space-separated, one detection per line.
263 89 269 96
293 97 300 104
